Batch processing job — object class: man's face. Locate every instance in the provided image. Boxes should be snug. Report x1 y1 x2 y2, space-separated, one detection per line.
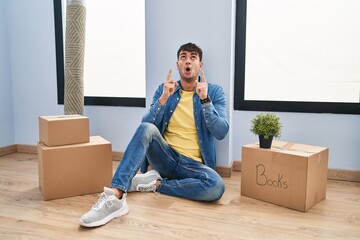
176 50 203 82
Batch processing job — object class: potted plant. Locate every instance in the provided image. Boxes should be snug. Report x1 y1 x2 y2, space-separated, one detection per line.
250 113 282 149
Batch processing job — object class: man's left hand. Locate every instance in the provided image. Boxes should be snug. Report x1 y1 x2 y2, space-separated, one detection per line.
196 70 208 100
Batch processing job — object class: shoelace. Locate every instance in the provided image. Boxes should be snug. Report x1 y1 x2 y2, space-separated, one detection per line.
92 192 115 210
136 180 157 192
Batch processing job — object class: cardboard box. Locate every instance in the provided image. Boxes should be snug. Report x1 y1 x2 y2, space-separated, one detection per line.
38 136 113 200
241 141 328 212
39 115 89 147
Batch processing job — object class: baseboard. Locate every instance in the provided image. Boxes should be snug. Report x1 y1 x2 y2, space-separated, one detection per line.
215 162 233 178
328 168 360 182
0 144 37 156
233 160 241 172
112 151 124 161
0 145 17 157
1 144 235 178
2 145 358 182
1 144 116 157
17 144 37 154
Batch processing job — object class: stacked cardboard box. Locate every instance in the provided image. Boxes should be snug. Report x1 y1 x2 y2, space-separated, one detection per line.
38 115 113 200
241 141 329 212
38 115 90 146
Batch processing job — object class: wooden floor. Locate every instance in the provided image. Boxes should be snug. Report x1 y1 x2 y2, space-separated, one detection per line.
1 153 359 240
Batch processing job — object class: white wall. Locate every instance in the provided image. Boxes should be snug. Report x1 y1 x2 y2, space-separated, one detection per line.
5 0 63 146
144 0 234 167
1 0 359 171
0 0 15 146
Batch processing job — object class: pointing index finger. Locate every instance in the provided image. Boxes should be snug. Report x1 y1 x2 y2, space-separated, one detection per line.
201 70 207 83
167 69 172 81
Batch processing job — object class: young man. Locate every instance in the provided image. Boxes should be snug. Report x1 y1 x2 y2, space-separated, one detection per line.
80 43 229 227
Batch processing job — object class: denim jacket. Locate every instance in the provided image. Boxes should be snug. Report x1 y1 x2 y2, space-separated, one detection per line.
140 80 229 172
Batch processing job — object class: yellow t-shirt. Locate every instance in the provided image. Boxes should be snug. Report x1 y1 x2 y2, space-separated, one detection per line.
164 91 203 162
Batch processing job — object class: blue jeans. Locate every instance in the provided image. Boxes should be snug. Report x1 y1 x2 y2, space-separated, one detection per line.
111 122 225 201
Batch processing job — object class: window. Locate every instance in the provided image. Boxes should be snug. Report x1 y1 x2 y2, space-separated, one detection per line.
53 0 146 107
234 0 360 114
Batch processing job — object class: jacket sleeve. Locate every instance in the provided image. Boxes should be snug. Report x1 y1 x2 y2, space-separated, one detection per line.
141 84 165 128
202 85 229 140
140 84 165 173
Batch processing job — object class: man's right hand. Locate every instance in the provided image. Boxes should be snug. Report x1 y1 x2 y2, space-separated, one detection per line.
158 69 178 105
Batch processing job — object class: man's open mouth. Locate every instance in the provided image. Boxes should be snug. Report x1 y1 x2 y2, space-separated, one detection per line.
185 67 191 72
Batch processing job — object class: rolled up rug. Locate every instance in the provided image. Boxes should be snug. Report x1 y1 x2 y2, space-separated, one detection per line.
64 0 86 115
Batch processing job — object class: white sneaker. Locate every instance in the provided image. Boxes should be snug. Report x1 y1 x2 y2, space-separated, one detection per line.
79 187 129 227
128 169 162 192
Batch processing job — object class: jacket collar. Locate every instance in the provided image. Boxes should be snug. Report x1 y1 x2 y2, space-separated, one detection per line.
175 80 198 94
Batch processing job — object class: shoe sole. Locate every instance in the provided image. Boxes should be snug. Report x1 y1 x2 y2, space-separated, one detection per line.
79 204 129 228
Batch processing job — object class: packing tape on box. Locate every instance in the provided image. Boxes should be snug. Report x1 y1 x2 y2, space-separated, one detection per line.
255 142 317 154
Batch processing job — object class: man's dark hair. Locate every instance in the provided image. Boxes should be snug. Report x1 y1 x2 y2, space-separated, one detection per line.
177 43 203 61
